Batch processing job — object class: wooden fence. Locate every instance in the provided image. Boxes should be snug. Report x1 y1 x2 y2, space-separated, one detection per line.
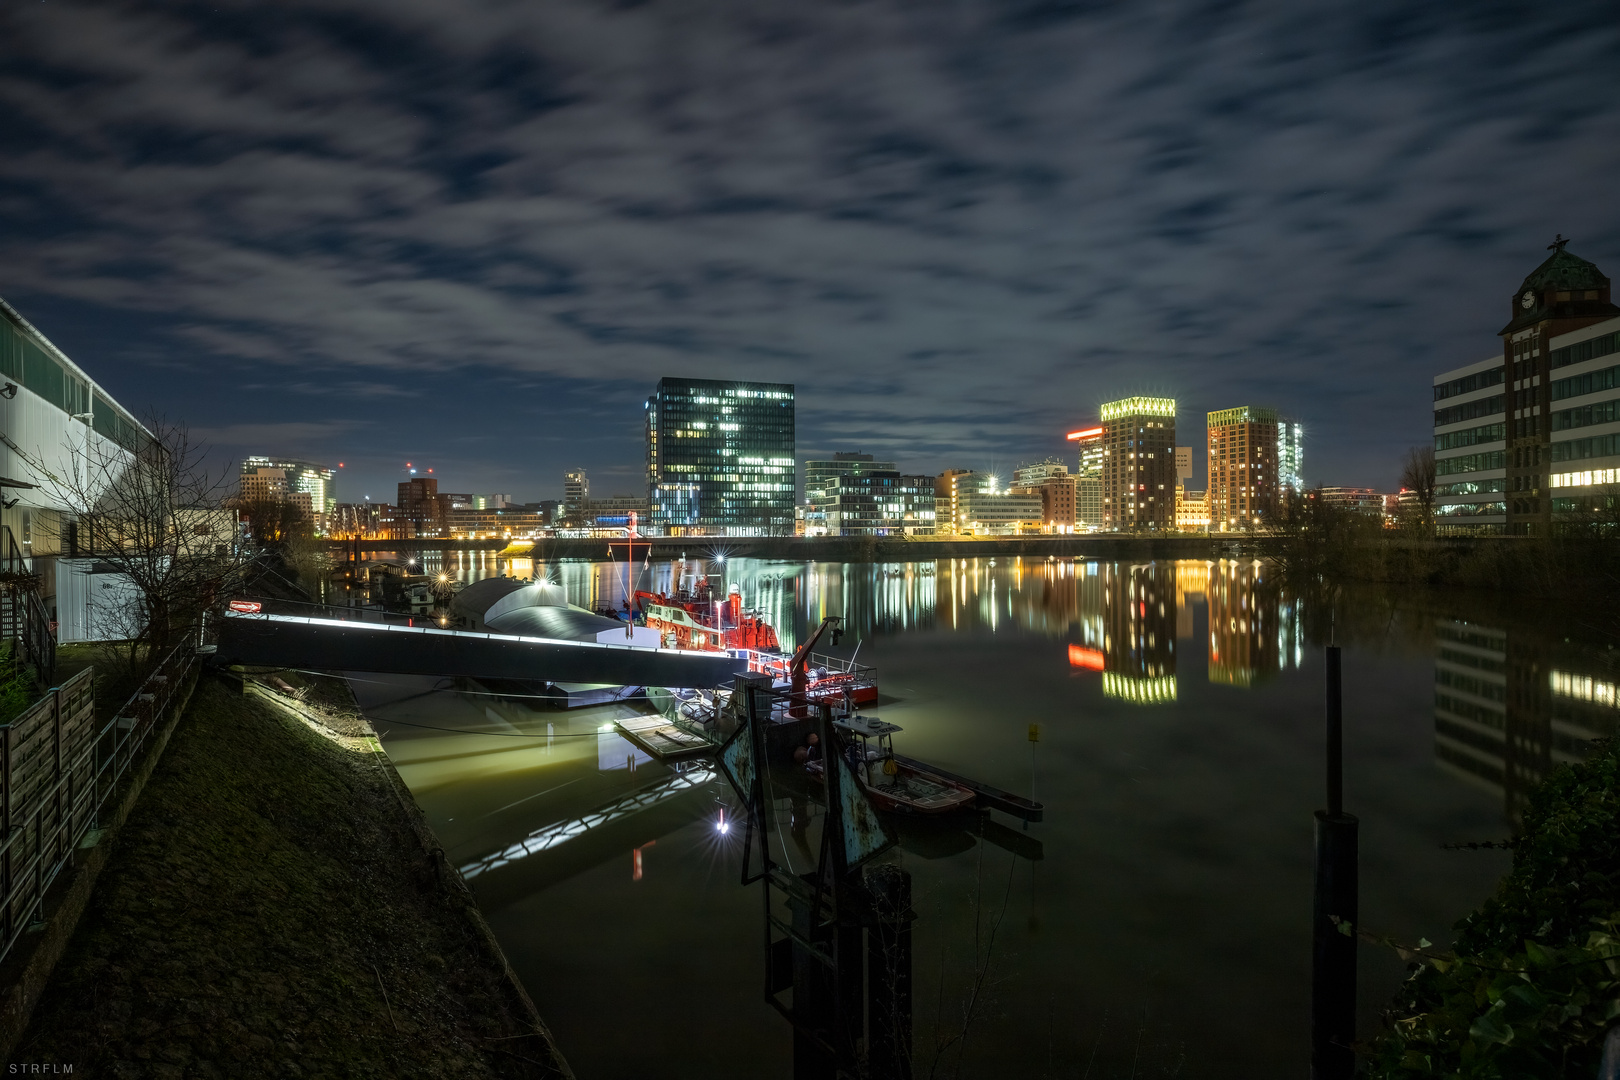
0 644 196 966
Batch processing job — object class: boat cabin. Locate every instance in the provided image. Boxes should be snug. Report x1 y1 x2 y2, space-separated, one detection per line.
833 714 904 789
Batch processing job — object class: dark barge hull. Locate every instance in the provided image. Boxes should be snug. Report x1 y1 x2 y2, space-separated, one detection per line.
892 753 1044 823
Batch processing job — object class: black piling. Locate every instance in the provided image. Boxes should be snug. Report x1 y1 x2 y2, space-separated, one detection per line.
1311 644 1358 1080
866 863 914 1080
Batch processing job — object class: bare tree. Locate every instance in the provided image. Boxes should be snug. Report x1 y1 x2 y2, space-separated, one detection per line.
239 497 310 546
24 416 250 675
1400 445 1437 537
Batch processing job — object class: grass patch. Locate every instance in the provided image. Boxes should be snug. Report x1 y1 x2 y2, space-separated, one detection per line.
17 677 564 1079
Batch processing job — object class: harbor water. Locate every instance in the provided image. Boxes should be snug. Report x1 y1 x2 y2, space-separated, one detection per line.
345 553 1612 1077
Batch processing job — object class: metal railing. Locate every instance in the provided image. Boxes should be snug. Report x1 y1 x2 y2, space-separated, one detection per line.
0 642 196 968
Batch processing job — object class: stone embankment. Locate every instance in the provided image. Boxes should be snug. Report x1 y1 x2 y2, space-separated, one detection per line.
11 674 571 1079
326 532 1231 561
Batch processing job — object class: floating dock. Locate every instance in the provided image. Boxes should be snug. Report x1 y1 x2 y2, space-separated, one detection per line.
615 714 713 760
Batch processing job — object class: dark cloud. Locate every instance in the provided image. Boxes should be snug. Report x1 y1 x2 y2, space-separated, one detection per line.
0 0 1617 501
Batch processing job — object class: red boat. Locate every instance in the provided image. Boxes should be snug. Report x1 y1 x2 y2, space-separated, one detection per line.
636 579 879 707
634 578 781 652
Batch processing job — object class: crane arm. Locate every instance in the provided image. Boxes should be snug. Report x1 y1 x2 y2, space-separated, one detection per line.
789 616 841 676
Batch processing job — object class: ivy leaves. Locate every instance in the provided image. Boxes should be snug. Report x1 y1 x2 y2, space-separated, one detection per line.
1369 742 1620 1077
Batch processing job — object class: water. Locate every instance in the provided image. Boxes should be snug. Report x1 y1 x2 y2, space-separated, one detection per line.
349 555 1618 1077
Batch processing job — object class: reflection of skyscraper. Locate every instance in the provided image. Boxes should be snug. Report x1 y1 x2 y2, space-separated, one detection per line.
1174 561 1208 640
1099 563 1177 703
1434 621 1616 822
1205 559 1299 687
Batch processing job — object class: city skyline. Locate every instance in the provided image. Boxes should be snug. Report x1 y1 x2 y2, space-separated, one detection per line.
1 3 1616 505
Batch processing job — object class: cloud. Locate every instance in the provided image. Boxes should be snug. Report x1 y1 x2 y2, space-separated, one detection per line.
188 420 369 450
1 0 1617 497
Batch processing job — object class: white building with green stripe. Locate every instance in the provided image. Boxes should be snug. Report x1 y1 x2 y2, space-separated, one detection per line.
0 296 154 635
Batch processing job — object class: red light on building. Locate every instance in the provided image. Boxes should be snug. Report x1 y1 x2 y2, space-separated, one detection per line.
1066 426 1103 441
1068 645 1105 670
227 600 262 614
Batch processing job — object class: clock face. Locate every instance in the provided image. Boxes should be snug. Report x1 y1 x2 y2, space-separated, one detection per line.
1521 290 1535 309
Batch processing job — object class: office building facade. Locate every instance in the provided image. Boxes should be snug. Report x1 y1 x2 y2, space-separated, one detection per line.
1100 397 1176 531
1547 317 1620 520
1278 421 1304 496
957 489 1043 535
1207 406 1280 532
1498 240 1620 534
1433 354 1507 533
803 452 897 536
804 453 896 506
823 472 936 536
934 469 982 534
1317 487 1389 516
240 457 336 533
1431 242 1620 534
646 377 795 535
1175 487 1209 531
1012 458 1078 532
398 477 448 537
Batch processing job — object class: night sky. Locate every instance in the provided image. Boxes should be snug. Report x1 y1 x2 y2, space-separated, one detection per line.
1 1 1617 504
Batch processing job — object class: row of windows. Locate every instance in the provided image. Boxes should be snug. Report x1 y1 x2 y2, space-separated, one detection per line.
1551 330 1620 371
1435 696 1504 738
1551 468 1620 489
1435 718 1505 758
1437 450 1505 476
1552 362 1620 403
1436 667 1505 702
1436 501 1505 516
659 462 794 474
1434 395 1504 428
1553 495 1620 515
1436 624 1505 650
1551 432 1620 463
1440 478 1506 496
1434 422 1505 451
1434 367 1504 402
1552 399 1620 432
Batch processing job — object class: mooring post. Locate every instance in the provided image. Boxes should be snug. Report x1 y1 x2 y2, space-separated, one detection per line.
1312 643 1358 1080
866 862 914 1080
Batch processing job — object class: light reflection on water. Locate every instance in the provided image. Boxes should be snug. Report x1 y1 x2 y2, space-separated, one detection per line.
356 555 1617 1078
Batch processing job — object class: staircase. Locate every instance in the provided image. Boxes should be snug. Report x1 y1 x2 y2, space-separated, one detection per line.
0 525 54 686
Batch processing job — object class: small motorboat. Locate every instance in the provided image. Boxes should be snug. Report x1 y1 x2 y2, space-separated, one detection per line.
808 714 975 815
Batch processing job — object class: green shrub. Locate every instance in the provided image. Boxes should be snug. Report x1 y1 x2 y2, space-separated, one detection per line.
1370 740 1620 1077
0 664 39 724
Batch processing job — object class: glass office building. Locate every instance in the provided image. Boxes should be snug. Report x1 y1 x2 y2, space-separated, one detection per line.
646 377 796 535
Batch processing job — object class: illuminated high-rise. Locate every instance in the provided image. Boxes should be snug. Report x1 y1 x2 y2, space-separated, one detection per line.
1277 420 1304 496
646 377 796 536
1099 397 1176 531
1066 424 1105 529
241 456 337 533
1207 405 1279 532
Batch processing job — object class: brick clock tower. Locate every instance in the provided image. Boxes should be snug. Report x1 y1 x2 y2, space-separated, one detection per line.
1499 236 1620 535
